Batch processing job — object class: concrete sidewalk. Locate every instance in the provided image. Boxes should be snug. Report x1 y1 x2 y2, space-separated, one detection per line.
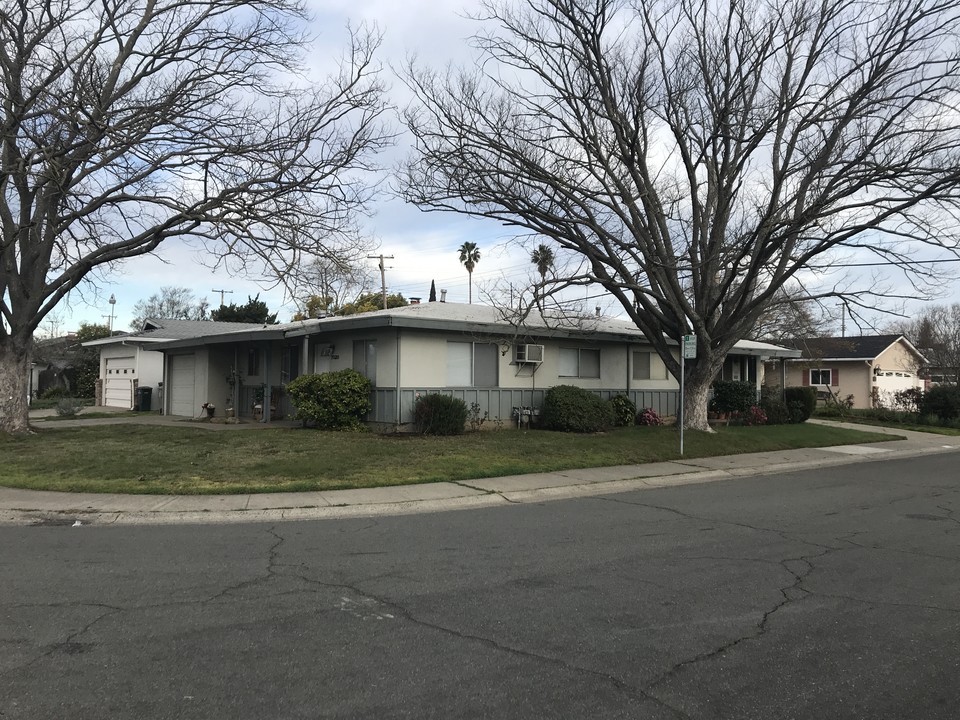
2 420 957 526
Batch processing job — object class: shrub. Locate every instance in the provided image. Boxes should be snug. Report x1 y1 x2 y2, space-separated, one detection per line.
893 387 923 413
414 394 468 435
55 397 85 417
759 387 790 425
285 370 372 430
710 380 756 414
636 407 663 426
741 405 768 426
609 394 637 427
41 385 69 400
920 385 960 422
541 385 613 433
784 386 816 423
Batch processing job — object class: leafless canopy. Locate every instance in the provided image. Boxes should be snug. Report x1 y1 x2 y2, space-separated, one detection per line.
0 0 390 339
402 0 960 427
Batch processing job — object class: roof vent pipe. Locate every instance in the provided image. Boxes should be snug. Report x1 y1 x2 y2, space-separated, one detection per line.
596 306 601 317
440 289 447 302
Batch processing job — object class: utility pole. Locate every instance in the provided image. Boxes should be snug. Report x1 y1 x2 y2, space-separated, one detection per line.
367 254 394 310
212 289 233 307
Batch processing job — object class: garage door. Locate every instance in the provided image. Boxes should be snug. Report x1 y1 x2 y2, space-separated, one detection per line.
104 356 136 408
168 354 196 416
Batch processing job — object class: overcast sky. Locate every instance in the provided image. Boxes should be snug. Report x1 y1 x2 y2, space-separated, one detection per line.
50 0 960 337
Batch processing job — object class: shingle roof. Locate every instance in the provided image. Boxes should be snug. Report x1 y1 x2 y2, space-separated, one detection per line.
787 334 905 360
137 318 260 339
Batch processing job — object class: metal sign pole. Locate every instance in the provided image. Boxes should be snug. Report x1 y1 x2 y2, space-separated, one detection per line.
680 351 685 456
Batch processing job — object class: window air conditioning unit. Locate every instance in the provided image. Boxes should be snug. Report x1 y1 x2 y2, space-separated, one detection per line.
515 344 544 363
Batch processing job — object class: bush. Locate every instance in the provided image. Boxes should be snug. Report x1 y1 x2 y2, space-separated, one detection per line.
55 397 85 417
608 394 637 427
541 385 614 433
784 386 816 423
636 407 663 426
759 387 790 424
710 380 756 414
741 405 768 426
285 370 372 430
920 385 960 422
414 394 468 435
893 387 923 413
41 385 69 400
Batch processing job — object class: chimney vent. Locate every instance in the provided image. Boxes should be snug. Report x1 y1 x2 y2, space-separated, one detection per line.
410 297 421 304
440 289 447 302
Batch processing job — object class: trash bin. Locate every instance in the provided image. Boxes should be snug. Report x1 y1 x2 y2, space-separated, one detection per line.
137 386 152 412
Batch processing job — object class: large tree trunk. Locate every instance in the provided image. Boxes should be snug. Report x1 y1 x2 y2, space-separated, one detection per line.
681 356 725 433
0 337 33 434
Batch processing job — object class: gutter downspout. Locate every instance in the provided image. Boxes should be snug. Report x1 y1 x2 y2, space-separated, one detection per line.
261 344 271 424
396 328 402 426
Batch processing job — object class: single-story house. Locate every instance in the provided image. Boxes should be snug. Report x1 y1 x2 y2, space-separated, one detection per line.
764 334 927 409
148 301 800 424
82 319 259 409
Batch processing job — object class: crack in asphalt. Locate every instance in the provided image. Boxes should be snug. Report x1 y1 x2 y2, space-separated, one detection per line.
282 567 692 719
202 525 285 604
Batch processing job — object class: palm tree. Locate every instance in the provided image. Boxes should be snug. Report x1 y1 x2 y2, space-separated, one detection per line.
530 244 554 281
458 242 481 303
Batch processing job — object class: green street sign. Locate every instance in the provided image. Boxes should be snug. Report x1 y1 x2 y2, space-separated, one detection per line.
682 334 697 360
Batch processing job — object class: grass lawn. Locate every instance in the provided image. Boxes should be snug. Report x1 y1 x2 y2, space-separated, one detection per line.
0 423 897 495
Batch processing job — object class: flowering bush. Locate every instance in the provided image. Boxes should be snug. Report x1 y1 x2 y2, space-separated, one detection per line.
741 405 768 426
636 407 663 426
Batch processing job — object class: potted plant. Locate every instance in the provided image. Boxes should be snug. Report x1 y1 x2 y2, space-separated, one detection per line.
202 402 216 418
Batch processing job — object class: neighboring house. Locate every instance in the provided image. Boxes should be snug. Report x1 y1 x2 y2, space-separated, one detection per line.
82 319 257 410
29 334 81 400
149 301 800 423
764 334 927 409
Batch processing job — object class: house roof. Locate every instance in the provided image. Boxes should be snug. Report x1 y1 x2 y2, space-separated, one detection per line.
149 301 801 357
785 334 926 362
81 318 261 347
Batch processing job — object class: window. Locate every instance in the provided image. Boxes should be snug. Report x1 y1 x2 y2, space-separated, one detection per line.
632 351 669 381
810 369 832 386
280 346 300 384
559 348 600 379
247 348 260 376
447 342 498 386
353 340 377 384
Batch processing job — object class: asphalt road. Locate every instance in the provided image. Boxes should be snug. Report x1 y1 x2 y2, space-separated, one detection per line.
2 452 959 719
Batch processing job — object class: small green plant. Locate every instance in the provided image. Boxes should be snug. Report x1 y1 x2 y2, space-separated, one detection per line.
286 369 372 430
541 385 614 433
54 397 85 417
414 394 468 435
710 380 756 414
608 394 637 427
467 401 488 432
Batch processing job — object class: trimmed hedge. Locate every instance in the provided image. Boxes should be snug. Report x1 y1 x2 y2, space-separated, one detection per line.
541 385 614 433
710 380 756 414
414 394 468 435
784 386 816 423
286 369 372 430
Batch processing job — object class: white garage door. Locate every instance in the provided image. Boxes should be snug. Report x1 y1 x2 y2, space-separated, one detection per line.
104 356 135 408
875 370 921 406
168 354 196 416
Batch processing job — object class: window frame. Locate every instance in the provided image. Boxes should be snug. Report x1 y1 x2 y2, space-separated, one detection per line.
810 368 832 386
559 347 601 379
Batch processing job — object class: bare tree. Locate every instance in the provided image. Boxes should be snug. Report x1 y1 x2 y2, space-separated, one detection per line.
402 0 960 430
888 304 960 385
129 287 209 329
0 0 391 432
747 286 836 343
292 248 376 318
